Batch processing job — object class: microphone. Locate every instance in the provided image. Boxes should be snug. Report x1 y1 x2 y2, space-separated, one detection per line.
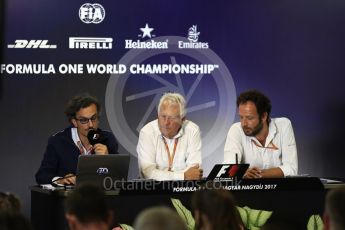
87 129 102 145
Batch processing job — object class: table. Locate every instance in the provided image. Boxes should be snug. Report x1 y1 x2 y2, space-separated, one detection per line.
30 177 341 230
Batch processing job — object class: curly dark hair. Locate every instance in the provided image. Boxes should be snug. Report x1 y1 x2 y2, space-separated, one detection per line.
64 94 101 123
237 90 271 120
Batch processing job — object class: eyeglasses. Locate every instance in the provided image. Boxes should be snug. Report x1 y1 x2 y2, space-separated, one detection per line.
75 115 99 124
158 114 181 122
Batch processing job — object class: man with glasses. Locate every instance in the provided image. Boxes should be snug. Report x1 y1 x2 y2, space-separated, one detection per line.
35 94 118 185
137 92 202 181
223 90 298 178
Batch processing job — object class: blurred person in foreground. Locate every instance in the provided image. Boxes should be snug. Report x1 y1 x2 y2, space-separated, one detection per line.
323 186 345 230
134 206 187 230
65 184 113 230
192 188 244 230
0 191 32 230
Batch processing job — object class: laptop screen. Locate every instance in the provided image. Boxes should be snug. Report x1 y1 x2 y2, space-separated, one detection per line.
207 164 249 181
76 154 130 188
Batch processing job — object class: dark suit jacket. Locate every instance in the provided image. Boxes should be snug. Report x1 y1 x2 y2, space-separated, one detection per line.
35 127 118 184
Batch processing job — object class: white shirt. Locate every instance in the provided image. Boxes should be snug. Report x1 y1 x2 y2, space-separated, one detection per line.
223 117 298 176
137 119 202 181
71 128 92 155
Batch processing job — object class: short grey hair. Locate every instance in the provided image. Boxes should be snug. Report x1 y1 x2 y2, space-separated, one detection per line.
157 92 186 118
134 206 187 230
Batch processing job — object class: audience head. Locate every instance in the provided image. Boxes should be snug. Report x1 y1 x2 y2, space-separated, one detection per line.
0 192 32 230
134 206 187 230
324 186 345 230
0 211 33 230
192 188 243 230
0 192 21 212
64 184 112 230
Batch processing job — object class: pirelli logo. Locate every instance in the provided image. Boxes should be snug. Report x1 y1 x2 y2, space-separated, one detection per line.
69 37 113 49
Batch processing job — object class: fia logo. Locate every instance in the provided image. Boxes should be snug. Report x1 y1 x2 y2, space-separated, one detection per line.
79 3 105 24
188 25 200 43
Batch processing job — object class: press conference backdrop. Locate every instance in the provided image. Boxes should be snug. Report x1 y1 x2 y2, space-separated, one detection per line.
0 0 4 95
1 0 345 217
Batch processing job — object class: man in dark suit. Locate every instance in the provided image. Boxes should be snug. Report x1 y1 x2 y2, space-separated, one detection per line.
35 94 118 185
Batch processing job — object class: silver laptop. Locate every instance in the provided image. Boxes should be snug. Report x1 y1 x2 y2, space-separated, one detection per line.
76 154 130 188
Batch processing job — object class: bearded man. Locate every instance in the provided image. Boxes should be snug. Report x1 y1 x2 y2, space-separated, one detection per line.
223 90 298 178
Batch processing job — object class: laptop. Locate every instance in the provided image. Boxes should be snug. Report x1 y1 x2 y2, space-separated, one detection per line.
207 164 249 181
76 154 130 188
